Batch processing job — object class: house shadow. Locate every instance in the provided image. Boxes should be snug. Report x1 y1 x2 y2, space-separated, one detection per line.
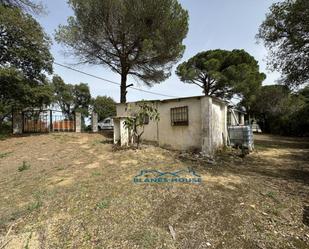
95 130 114 144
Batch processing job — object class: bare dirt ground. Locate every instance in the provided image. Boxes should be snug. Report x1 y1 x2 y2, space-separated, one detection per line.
0 133 308 249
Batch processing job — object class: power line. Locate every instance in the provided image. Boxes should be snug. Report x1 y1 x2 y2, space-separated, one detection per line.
54 62 179 98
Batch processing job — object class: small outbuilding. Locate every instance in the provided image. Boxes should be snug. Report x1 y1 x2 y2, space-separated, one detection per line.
114 95 228 156
227 106 246 126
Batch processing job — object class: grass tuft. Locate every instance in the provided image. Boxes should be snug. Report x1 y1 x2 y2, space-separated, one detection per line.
91 171 101 176
129 230 158 249
27 200 42 212
96 200 110 209
18 161 31 172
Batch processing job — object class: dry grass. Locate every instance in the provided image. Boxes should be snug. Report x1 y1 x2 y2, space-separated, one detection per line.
0 133 308 249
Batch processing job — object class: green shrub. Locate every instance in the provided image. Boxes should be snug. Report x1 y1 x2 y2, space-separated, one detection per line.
18 161 31 172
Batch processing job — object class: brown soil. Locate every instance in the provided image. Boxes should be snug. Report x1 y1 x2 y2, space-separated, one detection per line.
0 133 308 249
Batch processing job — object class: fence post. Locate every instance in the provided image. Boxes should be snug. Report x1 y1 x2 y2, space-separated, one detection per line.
49 110 53 132
12 110 23 134
75 112 81 133
91 112 98 132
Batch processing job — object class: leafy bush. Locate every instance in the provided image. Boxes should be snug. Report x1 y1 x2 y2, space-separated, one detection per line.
0 121 11 135
124 102 160 147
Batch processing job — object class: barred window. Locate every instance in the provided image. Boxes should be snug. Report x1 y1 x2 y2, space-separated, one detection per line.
171 106 188 126
143 114 149 125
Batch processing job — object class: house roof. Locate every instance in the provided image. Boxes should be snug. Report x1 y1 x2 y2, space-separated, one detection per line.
228 105 247 114
117 95 228 106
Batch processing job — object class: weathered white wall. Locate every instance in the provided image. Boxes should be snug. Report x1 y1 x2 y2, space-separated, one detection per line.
116 104 127 116
200 98 227 156
201 97 213 155
116 102 159 142
157 98 202 150
222 104 228 145
211 100 227 150
113 118 130 146
113 119 120 144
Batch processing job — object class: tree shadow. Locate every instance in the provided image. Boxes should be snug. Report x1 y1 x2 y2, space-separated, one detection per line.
178 135 309 203
212 154 309 186
255 138 309 150
218 135 309 185
97 130 113 139
0 132 52 141
303 205 309 227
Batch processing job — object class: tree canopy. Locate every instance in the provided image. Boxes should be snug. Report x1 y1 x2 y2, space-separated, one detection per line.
0 0 44 14
0 4 53 128
0 5 53 81
257 0 309 88
176 49 266 101
92 96 116 122
52 75 91 118
55 0 189 103
0 67 53 124
250 85 308 135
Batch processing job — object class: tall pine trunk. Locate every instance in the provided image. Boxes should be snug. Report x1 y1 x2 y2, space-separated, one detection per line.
120 72 127 103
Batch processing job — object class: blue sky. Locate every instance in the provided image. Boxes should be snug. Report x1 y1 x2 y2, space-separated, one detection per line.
37 0 281 103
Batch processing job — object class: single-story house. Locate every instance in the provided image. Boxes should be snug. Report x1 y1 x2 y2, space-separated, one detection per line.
114 95 228 156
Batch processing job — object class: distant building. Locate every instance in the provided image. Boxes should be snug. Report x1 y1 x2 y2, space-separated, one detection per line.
227 106 246 126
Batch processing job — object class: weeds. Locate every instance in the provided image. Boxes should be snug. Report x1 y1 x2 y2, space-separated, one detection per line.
266 191 275 198
27 200 42 212
91 171 101 176
129 230 157 249
27 191 44 212
18 161 31 172
0 134 9 141
0 151 12 158
96 199 110 209
266 191 281 204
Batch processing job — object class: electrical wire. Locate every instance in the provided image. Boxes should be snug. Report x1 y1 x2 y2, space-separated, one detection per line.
54 62 179 98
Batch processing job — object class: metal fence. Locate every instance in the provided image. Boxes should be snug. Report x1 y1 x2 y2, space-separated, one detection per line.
22 110 75 133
